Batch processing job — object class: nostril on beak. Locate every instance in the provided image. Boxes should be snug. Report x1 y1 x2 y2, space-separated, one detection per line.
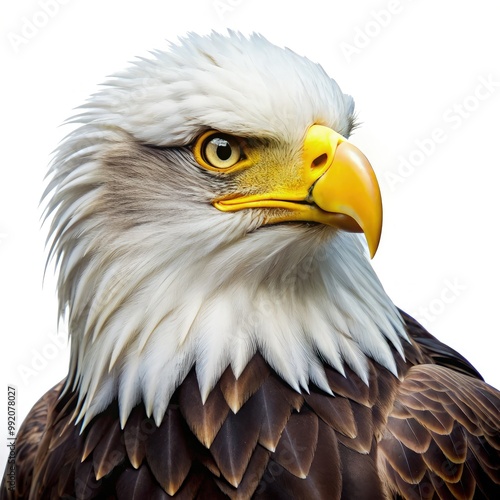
312 153 328 169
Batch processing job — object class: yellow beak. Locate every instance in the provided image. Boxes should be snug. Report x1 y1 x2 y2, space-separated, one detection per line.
214 125 383 258
306 125 383 257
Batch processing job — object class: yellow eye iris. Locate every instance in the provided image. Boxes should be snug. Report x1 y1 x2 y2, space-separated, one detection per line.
193 131 245 171
204 135 241 168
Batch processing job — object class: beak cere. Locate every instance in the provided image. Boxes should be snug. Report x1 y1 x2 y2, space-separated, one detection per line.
213 125 383 258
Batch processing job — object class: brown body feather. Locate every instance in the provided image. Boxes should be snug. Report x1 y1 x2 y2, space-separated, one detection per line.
2 313 500 499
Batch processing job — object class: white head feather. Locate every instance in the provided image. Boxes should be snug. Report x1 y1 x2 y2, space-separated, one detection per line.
44 32 408 428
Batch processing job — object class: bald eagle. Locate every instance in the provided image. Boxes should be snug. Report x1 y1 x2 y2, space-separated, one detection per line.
2 32 499 500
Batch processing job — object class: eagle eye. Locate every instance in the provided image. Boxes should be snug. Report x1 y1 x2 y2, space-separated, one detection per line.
194 131 244 171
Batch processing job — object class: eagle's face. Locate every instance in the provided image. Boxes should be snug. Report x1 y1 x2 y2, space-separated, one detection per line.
46 32 407 427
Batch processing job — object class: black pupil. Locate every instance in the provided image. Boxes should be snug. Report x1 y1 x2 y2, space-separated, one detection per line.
215 139 232 161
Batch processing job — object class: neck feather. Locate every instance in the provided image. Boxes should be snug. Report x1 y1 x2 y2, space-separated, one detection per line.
60 221 407 428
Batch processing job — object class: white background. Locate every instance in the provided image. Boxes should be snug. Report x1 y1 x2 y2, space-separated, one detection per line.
1 0 499 472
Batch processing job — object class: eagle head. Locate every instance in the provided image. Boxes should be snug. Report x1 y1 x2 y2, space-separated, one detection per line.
44 32 407 427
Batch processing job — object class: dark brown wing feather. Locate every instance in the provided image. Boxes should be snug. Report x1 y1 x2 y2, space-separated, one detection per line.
146 407 193 495
399 309 484 380
378 364 500 499
93 418 127 480
0 381 63 500
115 465 168 500
207 395 261 488
255 418 342 500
